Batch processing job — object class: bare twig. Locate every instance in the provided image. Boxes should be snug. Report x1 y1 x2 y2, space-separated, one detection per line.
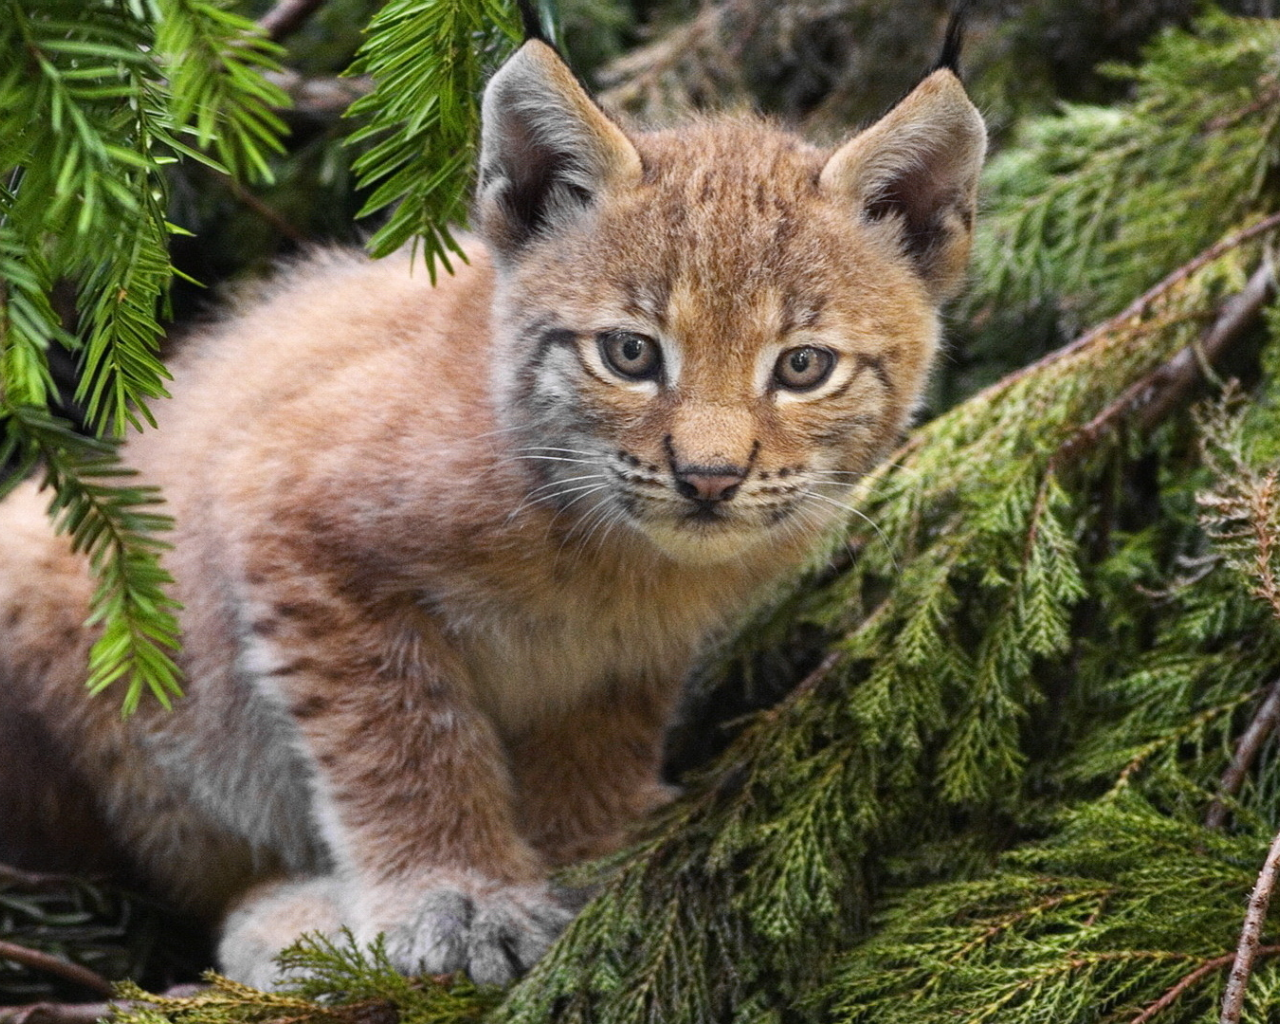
265 69 373 116
1220 827 1280 1023
258 0 326 42
1129 945 1280 1024
1207 677 1280 828
0 942 113 998
0 1001 117 1024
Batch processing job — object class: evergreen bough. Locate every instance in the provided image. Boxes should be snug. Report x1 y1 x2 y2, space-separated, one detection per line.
4 5 1280 1024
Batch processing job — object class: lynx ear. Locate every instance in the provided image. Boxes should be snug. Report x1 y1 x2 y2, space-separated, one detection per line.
477 41 642 260
820 69 986 302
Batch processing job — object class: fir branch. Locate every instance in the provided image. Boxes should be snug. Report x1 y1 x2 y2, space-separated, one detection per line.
345 0 523 277
153 0 289 184
1220 827 1280 1024
4 405 183 712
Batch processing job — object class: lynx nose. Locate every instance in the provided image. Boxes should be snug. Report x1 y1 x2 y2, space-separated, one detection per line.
674 466 746 503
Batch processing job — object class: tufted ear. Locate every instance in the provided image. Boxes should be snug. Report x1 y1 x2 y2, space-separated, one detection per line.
476 40 642 261
820 68 986 302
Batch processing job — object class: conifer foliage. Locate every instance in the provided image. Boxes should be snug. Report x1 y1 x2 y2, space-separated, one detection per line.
0 0 289 710
4 3 1280 1024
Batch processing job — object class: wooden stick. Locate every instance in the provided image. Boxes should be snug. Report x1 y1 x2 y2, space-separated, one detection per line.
975 211 1280 406
1053 258 1277 468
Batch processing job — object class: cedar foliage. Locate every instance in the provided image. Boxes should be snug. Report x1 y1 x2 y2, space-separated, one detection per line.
4 3 1280 1024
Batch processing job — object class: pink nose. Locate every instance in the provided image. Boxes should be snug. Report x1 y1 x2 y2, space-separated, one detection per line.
675 468 745 503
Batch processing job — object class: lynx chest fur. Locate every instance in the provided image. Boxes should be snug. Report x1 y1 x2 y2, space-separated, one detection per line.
0 36 984 988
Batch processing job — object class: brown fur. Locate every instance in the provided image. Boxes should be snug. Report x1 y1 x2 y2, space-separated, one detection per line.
0 40 983 986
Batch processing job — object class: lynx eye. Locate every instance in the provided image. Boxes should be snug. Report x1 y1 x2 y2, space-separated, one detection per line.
774 346 836 391
599 331 662 382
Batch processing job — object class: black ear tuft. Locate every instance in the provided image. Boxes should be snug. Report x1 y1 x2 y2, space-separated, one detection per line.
515 0 549 45
934 0 974 76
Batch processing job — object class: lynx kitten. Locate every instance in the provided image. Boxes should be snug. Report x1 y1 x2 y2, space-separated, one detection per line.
0 32 984 987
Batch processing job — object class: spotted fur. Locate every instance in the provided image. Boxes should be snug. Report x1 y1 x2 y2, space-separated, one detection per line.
0 40 984 986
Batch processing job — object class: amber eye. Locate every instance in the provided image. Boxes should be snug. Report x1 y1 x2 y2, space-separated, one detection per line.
774 346 836 391
599 331 662 381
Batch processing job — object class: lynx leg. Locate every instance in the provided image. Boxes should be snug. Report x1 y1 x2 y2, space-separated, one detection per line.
226 583 571 986
507 678 680 867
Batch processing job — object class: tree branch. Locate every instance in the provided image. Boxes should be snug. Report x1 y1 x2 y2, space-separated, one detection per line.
1207 677 1280 829
1129 945 1280 1024
1053 257 1277 469
982 211 1280 404
0 942 113 998
258 0 327 42
1220 827 1280 1023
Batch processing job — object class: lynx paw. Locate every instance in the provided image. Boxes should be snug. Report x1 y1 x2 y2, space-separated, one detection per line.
218 875 344 991
368 878 573 986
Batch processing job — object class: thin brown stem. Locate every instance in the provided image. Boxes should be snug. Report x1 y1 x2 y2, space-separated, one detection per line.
1207 677 1280 828
1220 827 1280 1023
1129 946 1280 1024
0 942 113 998
0 987 204 1024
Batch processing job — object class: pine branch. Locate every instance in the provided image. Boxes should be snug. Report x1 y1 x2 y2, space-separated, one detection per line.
1220 827 1280 1023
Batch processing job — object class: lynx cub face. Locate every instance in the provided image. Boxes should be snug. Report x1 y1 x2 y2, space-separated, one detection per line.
0 36 983 990
481 43 983 563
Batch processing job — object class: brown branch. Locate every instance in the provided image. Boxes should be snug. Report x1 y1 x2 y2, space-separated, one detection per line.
1129 945 1280 1024
977 211 1280 405
1220 827 1280 1023
0 1001 117 1024
1052 257 1277 469
258 0 327 43
0 942 113 998
1207 677 1280 829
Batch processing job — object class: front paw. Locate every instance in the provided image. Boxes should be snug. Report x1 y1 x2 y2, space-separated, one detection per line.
362 873 574 986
